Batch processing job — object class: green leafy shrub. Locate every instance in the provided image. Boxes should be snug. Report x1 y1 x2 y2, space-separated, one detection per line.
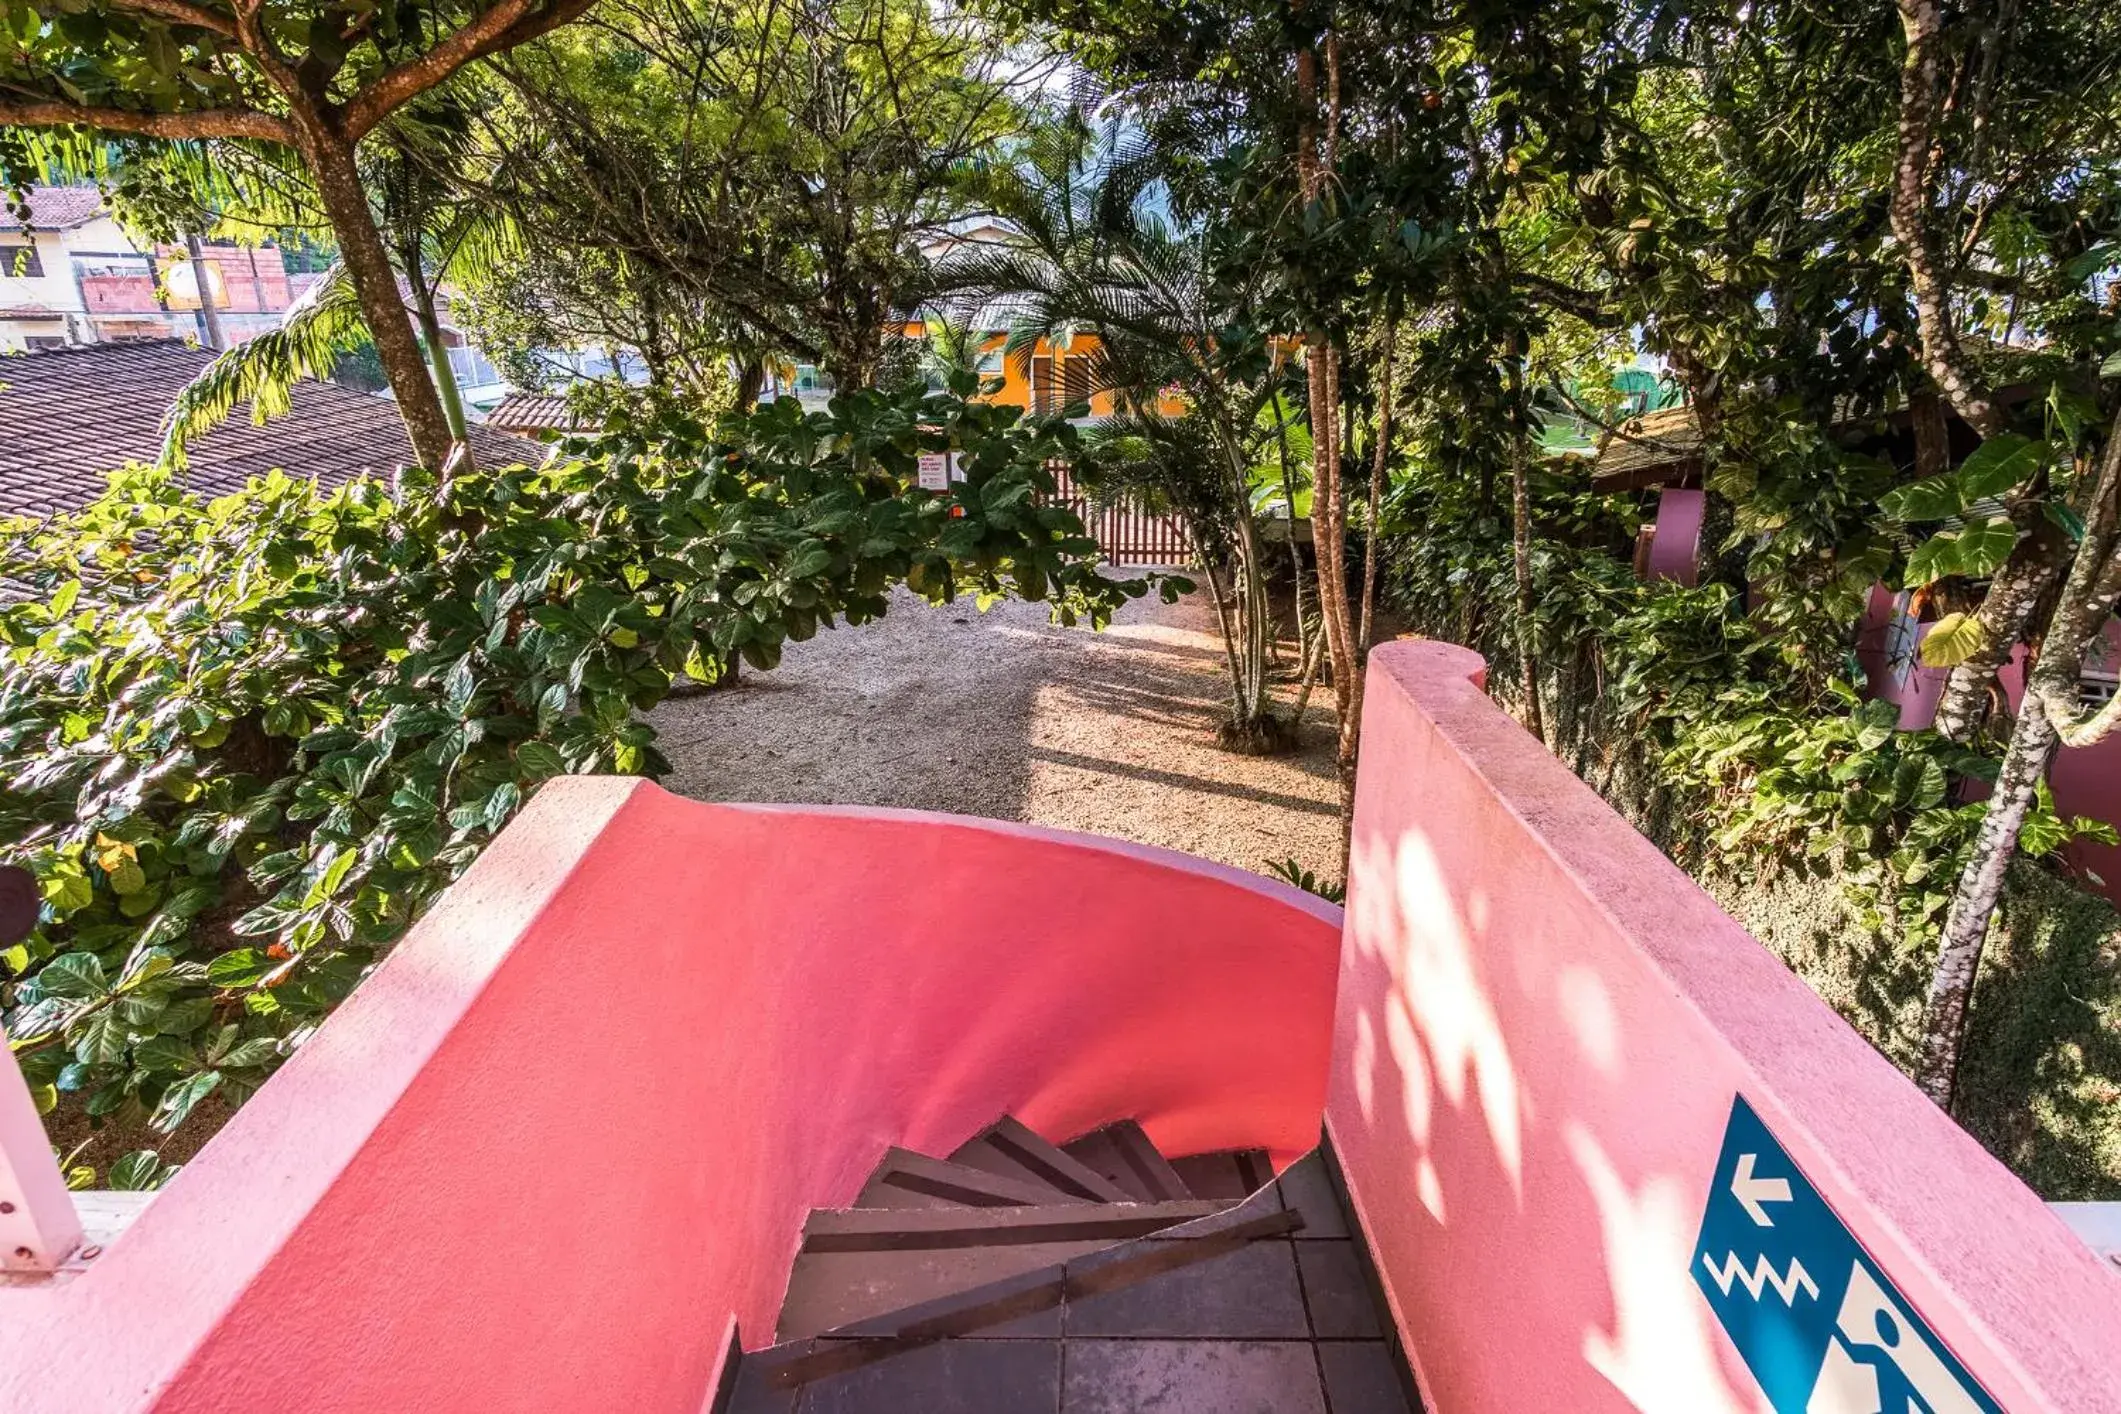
0 382 1151 1171
1666 689 2118 950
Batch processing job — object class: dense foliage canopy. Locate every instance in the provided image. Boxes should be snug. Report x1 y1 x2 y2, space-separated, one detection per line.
0 386 1146 1171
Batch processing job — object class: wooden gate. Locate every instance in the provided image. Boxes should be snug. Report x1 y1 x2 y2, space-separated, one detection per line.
1045 463 1193 568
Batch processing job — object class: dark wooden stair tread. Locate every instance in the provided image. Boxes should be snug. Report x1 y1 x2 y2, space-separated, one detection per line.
774 1240 1116 1342
802 1200 1228 1252
947 1116 1134 1203
852 1148 1095 1210
757 1203 1306 1381
729 1119 1408 1407
1059 1121 1192 1202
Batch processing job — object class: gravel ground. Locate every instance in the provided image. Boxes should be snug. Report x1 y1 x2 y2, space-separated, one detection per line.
650 586 1345 881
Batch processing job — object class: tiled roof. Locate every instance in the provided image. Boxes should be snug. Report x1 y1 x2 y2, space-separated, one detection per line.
0 340 544 519
484 392 586 433
1590 404 1704 489
0 185 109 231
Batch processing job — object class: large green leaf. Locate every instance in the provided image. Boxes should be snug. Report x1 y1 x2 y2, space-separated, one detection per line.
1951 516 2019 579
37 952 108 1000
1918 611 1989 667
1953 433 2047 500
1903 533 1961 587
1879 475 1965 523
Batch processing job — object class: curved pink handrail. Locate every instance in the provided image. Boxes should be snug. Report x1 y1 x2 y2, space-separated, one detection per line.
0 780 1342 1413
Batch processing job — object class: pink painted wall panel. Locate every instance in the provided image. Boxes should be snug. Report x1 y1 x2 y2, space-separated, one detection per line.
1857 591 2120 901
1854 583 1952 730
0 781 1340 1412
1327 640 2121 1414
1645 487 1705 587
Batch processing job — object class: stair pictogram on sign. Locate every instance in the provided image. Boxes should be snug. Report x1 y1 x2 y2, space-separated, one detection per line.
1691 1097 2002 1414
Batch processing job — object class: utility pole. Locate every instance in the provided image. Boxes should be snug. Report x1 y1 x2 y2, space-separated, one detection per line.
184 232 227 351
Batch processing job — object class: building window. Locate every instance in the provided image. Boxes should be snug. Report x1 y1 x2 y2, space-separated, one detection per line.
1061 355 1092 407
25 335 67 351
1 242 45 279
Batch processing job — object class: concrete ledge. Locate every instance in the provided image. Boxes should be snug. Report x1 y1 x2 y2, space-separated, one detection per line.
0 782 1341 1412
1328 639 2121 1413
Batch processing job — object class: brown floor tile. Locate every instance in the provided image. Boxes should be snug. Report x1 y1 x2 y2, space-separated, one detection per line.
1066 1239 1308 1338
1061 1340 1327 1414
1318 1341 1417 1414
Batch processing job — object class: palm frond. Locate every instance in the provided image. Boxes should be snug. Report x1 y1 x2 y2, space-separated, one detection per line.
160 263 371 469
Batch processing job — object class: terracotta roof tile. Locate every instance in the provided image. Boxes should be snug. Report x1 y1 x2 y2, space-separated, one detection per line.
0 339 544 519
0 185 109 231
485 392 588 433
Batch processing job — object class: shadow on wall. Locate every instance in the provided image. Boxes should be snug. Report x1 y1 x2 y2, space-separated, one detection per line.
1336 815 1765 1410
1323 639 2121 1414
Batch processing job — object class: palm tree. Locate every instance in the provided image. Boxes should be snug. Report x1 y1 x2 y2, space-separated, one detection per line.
950 119 1300 751
159 98 515 469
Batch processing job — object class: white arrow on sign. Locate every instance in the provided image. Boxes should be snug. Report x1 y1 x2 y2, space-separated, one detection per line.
1731 1152 1793 1227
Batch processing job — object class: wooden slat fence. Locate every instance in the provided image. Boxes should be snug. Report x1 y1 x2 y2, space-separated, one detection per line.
1044 462 1193 569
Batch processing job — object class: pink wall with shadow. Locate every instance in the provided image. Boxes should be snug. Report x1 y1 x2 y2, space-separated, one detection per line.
0 783 1342 1412
1646 488 1705 586
1326 639 2121 1413
1858 590 2121 900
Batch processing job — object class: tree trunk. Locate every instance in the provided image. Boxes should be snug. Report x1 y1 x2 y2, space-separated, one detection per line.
1916 697 2056 1106
1359 318 1395 658
1506 359 1545 744
185 233 227 352
1274 396 1316 678
1891 0 2003 438
1919 432 2121 1105
1296 37 1361 865
1198 551 1249 725
736 358 766 412
293 109 457 473
1308 344 1359 813
1933 524 2067 740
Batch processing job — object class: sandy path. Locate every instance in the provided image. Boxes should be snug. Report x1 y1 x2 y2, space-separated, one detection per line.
650 586 1344 880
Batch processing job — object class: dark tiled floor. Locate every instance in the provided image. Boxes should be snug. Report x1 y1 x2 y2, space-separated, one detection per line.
734 1147 1420 1413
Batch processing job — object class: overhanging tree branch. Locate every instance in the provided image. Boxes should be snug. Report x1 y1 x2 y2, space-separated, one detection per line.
103 0 237 36
0 98 292 142
345 0 597 139
1890 0 2003 437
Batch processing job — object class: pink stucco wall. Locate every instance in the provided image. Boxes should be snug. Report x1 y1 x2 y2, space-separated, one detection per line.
1856 590 2121 901
1327 639 2121 1413
1646 487 1705 586
0 783 1341 1412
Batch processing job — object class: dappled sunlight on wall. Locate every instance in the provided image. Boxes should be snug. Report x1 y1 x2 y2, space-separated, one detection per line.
1566 1122 1767 1413
1325 639 2121 1414
1347 826 1527 1207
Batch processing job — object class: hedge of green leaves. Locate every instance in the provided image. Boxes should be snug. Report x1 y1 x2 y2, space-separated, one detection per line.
1383 458 2113 951
0 381 1155 1176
